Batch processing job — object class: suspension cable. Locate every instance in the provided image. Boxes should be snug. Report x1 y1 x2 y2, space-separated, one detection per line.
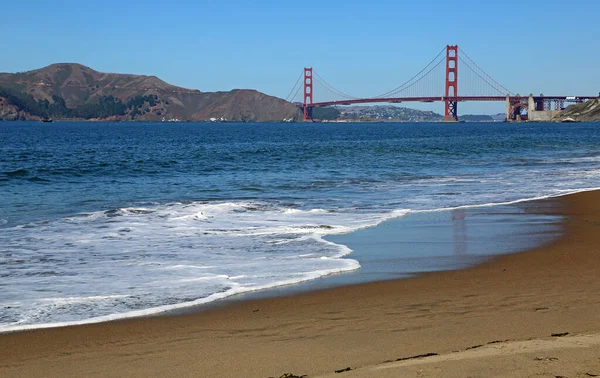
458 48 513 95
386 57 446 96
371 46 447 99
291 82 303 103
314 72 358 99
285 70 304 102
295 46 513 103
458 57 510 96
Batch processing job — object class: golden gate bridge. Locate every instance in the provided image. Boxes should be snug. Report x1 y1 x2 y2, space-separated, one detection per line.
285 45 597 122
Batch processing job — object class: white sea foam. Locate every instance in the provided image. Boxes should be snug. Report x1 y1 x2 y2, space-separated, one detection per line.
0 244 360 333
3 163 600 332
0 200 384 332
414 186 600 214
4 266 360 333
4 180 584 334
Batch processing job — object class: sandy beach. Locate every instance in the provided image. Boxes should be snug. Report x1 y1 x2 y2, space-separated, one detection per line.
2 190 600 378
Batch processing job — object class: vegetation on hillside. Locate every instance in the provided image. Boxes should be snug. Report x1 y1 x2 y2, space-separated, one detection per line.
312 107 341 120
0 87 159 119
334 105 443 122
460 114 494 122
0 63 303 122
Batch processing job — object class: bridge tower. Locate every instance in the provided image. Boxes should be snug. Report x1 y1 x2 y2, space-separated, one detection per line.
303 68 313 121
444 45 459 122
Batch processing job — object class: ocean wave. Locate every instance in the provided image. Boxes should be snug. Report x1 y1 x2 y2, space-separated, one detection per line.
3 169 29 177
4 122 600 332
0 251 360 333
1 198 390 332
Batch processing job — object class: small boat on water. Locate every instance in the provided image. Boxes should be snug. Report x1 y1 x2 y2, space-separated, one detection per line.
41 117 53 123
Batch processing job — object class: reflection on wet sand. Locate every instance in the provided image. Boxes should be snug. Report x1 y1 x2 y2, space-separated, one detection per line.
452 209 467 256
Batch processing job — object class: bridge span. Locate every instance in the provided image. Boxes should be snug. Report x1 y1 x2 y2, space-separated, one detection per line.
285 45 597 122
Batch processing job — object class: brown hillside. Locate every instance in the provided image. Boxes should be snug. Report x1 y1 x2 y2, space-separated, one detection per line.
553 98 600 122
0 64 301 122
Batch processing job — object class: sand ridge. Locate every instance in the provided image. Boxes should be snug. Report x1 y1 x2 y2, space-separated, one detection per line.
316 333 600 377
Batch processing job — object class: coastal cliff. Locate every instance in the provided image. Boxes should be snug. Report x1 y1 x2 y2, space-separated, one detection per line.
553 98 600 122
0 64 301 122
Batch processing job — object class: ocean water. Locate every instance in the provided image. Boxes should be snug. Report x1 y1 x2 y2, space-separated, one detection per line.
1 121 600 331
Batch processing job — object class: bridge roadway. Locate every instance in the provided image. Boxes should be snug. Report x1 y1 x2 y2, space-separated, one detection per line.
299 96 597 108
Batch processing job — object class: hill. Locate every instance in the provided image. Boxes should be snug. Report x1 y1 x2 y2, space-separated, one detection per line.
0 64 301 122
460 114 494 122
553 98 600 122
321 105 443 122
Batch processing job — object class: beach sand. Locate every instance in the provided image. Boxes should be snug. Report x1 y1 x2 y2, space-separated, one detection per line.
2 191 600 377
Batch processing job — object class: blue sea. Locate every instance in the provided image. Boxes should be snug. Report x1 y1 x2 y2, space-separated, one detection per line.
1 121 600 331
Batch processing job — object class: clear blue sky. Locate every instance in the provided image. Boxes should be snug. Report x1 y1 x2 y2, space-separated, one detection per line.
1 0 599 114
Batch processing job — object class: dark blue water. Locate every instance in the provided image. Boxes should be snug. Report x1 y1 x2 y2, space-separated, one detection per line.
1 121 599 330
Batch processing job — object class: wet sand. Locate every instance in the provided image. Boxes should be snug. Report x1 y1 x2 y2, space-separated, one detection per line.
2 191 600 377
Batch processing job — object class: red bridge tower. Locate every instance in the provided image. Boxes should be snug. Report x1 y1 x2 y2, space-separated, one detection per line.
444 45 459 122
303 68 313 121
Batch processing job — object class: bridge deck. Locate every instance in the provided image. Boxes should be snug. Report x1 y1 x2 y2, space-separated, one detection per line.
299 96 597 108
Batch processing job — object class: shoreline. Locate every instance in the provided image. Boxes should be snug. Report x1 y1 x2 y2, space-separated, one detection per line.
1 190 567 333
3 190 600 377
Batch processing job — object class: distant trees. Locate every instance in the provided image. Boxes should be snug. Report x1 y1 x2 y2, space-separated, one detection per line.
0 89 66 118
0 87 159 120
48 95 69 117
72 95 127 118
312 107 341 121
127 95 157 110
460 114 493 122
